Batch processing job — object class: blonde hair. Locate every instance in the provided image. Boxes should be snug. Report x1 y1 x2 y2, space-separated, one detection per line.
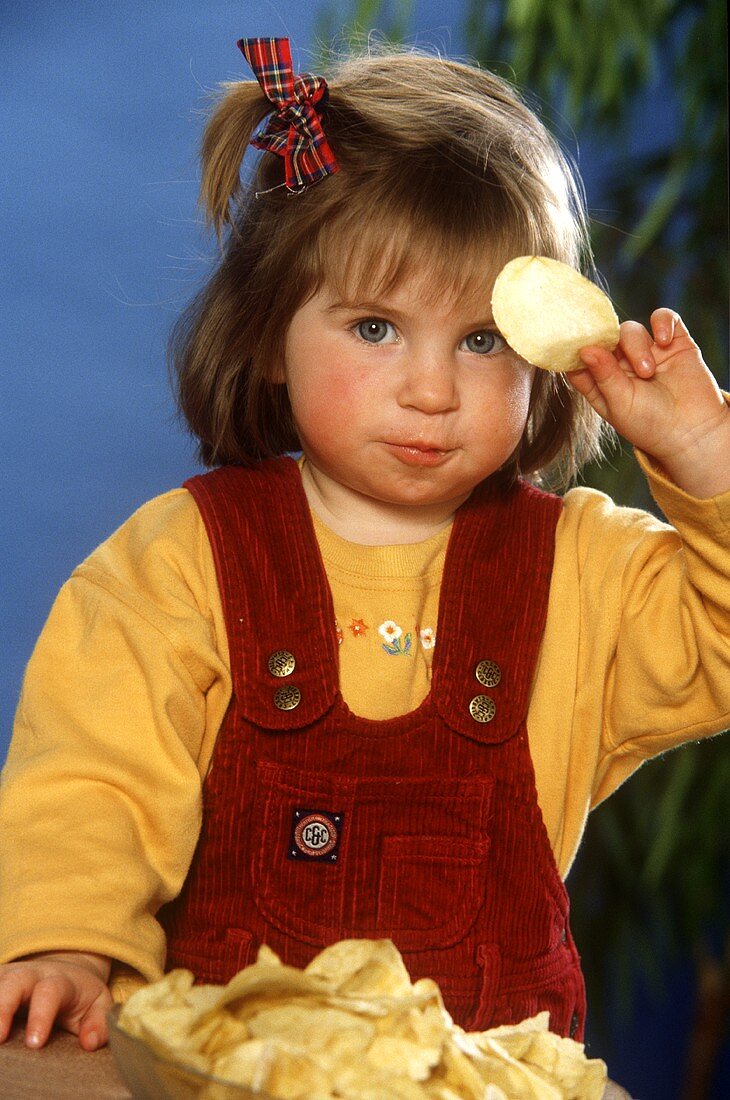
171 47 608 488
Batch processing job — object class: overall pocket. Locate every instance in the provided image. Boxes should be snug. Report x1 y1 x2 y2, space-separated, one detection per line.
250 761 494 949
376 834 490 949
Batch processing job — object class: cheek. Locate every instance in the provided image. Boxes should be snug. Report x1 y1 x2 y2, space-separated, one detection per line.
506 372 533 426
288 366 368 442
492 365 535 442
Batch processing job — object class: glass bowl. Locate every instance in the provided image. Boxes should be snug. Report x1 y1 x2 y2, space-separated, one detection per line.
108 1005 626 1100
107 1006 266 1100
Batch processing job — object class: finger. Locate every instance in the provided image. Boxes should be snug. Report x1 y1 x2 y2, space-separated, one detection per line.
78 989 113 1051
575 345 637 399
649 307 680 347
577 345 622 381
24 978 69 1048
0 969 35 1043
0 996 21 1043
615 320 656 378
565 365 611 420
0 1008 12 1044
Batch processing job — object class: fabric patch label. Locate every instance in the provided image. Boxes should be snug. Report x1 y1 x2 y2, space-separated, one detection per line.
288 809 343 862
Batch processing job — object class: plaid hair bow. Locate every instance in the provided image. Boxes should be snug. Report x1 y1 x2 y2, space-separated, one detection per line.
238 37 339 192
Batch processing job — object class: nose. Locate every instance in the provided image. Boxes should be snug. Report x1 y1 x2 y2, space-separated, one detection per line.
396 349 459 414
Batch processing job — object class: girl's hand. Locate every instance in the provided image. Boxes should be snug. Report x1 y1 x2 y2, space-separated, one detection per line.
0 952 112 1050
569 308 729 497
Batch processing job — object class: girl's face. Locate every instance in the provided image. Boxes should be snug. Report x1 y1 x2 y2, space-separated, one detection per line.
283 271 535 544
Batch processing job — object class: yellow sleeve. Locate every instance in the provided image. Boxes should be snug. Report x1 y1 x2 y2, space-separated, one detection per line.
0 490 230 986
598 452 730 763
530 458 730 874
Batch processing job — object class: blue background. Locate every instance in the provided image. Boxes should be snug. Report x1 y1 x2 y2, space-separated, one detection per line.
2 3 727 1097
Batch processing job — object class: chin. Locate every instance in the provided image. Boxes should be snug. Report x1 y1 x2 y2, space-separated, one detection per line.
378 481 476 510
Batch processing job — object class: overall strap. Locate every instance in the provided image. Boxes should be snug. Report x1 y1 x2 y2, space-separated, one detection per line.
184 458 339 729
432 479 563 744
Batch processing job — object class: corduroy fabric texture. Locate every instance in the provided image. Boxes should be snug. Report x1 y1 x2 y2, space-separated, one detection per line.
160 458 586 1039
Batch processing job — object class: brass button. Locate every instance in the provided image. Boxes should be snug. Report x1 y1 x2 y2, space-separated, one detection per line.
469 695 496 723
475 659 501 687
268 650 296 677
274 685 301 711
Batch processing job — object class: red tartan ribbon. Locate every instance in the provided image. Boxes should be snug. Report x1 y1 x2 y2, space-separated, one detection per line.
238 37 339 191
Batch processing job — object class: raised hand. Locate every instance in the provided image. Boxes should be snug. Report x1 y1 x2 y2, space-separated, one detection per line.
569 308 729 497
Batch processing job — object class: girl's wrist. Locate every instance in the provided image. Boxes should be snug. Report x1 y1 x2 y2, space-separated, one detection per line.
21 950 112 983
646 411 730 499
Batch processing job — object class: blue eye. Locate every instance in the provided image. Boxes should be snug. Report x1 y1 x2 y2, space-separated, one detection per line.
461 330 505 355
355 319 396 344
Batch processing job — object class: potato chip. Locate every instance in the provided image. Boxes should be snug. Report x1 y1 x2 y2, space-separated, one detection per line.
258 1042 333 1098
209 1037 270 1088
471 1013 606 1100
193 1008 249 1058
491 255 620 372
305 937 413 997
334 1059 428 1100
367 1034 441 1081
118 968 220 1068
437 1037 497 1100
247 1001 375 1054
116 939 608 1100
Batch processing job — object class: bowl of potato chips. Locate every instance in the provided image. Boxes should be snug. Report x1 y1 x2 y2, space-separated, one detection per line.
109 938 608 1100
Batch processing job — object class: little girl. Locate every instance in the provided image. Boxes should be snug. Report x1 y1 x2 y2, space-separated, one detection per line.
0 37 727 1055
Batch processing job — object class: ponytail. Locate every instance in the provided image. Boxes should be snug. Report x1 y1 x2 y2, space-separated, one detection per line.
199 82 271 237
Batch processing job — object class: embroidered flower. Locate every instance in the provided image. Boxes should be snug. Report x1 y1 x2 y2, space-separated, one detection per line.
335 621 343 646
378 621 402 643
348 618 369 637
379 620 411 656
419 627 436 650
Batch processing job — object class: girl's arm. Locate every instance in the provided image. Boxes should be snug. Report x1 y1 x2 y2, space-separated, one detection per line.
571 308 729 498
0 951 111 1049
0 491 227 1038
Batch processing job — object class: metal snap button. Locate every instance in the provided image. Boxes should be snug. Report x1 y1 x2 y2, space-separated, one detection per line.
475 659 501 687
273 685 301 711
268 650 296 677
469 695 496 723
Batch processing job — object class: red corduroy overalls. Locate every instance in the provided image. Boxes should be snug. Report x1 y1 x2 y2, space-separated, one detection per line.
160 458 586 1039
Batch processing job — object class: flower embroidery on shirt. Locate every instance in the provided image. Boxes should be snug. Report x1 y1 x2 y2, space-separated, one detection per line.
335 621 344 646
419 627 436 650
348 618 369 637
379 620 412 656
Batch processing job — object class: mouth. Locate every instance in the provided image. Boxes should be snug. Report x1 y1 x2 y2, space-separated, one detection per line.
383 442 453 468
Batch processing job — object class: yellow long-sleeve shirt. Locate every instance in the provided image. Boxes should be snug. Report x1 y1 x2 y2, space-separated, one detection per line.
0 456 728 1001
